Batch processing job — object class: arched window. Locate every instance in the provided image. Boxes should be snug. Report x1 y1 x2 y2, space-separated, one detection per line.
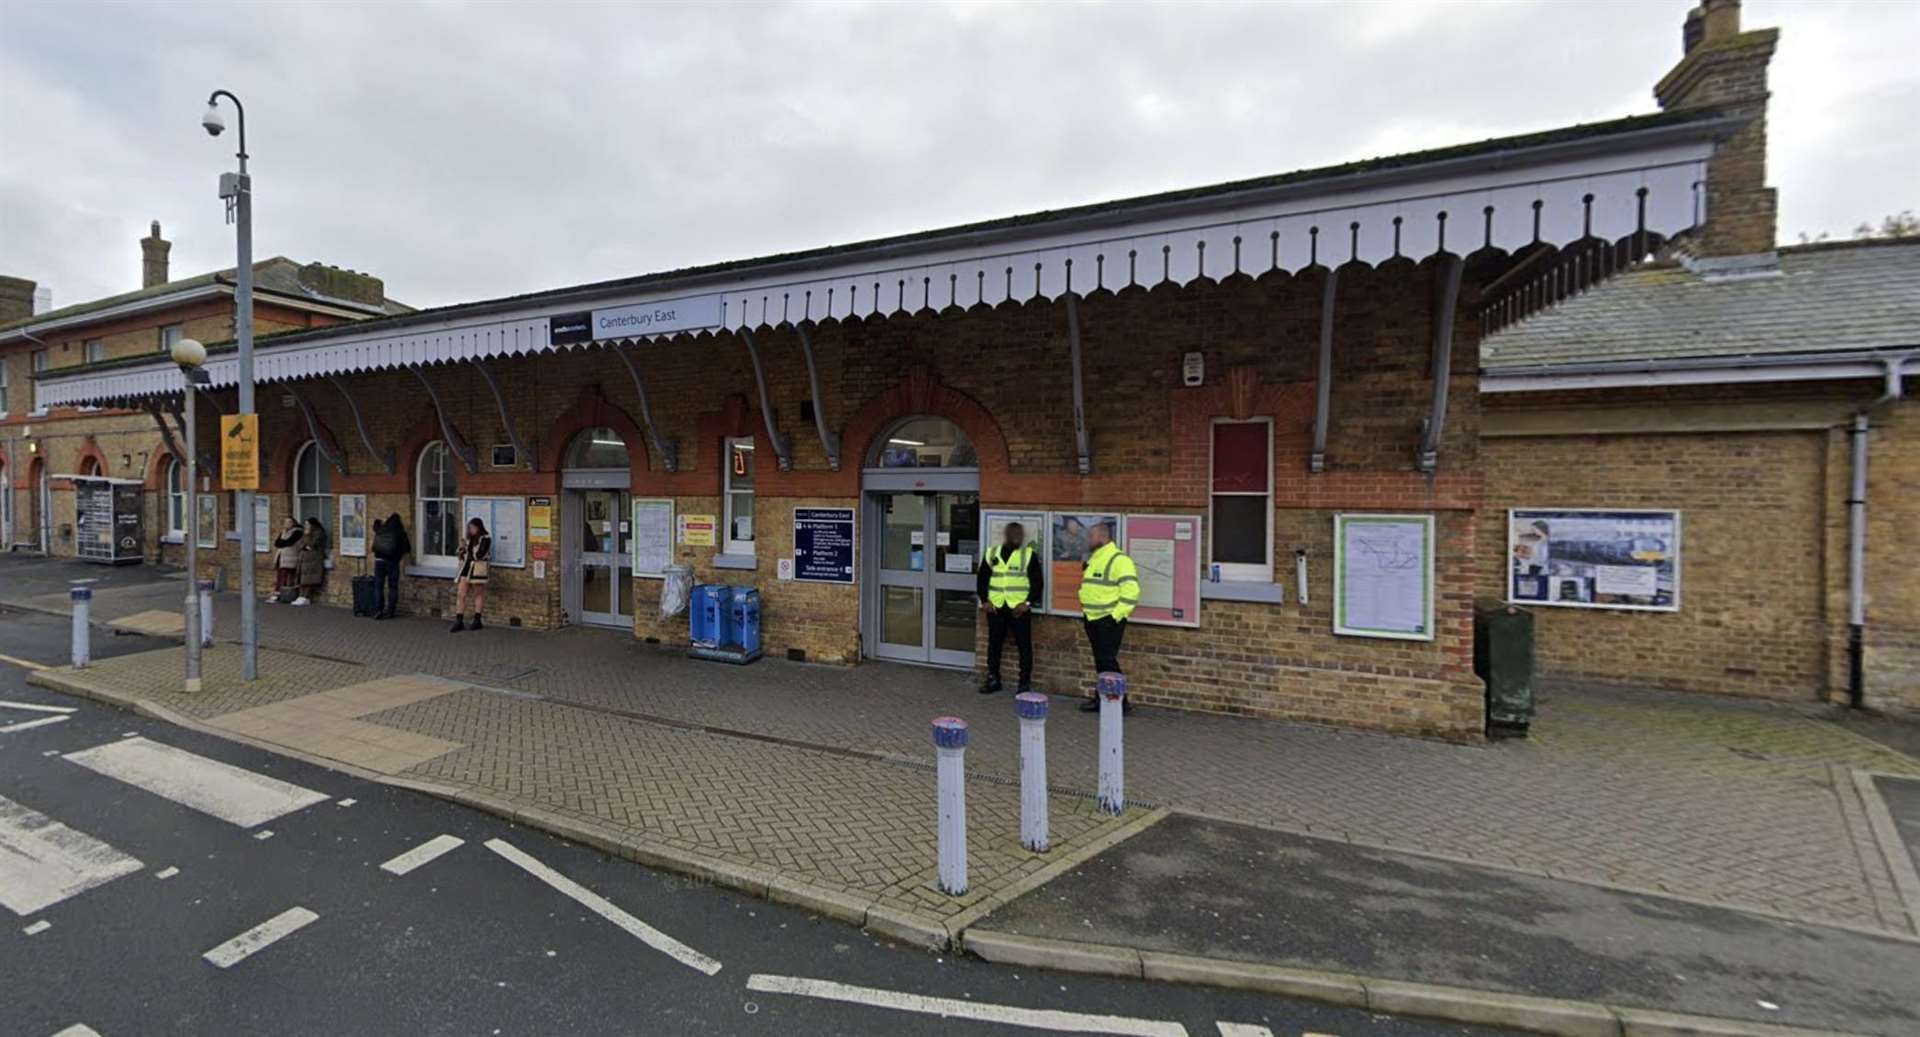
80 456 102 477
293 441 332 529
564 426 627 469
165 457 187 538
869 416 977 469
416 441 460 564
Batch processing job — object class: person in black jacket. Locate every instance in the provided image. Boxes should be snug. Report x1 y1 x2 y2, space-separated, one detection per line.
976 521 1044 694
370 512 411 620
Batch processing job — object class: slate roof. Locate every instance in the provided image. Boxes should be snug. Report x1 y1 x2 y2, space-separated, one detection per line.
1482 237 1920 369
0 257 410 335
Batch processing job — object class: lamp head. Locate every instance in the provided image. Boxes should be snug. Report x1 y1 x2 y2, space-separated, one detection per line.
201 103 225 137
171 337 207 369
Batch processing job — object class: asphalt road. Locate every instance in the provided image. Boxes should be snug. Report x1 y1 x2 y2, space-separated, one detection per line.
0 607 1508 1037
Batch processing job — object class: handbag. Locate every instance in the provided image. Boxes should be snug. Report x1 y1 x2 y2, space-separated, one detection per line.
470 559 490 579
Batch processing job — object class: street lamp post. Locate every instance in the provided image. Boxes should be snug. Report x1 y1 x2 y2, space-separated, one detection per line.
203 90 258 681
172 337 209 693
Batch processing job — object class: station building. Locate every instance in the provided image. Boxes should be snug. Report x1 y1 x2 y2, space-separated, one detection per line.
30 2 1911 731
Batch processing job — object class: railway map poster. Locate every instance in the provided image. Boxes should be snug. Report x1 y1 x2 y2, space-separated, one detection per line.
1507 509 1680 611
1334 513 1434 641
1121 514 1202 628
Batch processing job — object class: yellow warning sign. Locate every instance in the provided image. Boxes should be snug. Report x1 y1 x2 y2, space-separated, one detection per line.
220 414 259 489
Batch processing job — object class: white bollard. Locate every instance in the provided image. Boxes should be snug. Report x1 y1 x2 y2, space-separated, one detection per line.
932 716 969 896
198 579 216 649
1097 671 1127 815
1016 692 1050 852
70 587 92 668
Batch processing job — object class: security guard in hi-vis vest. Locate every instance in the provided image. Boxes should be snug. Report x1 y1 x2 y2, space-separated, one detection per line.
1078 520 1139 713
976 521 1044 695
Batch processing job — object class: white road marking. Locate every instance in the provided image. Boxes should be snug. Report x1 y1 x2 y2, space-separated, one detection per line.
0 700 76 714
155 866 180 880
484 838 720 976
52 1025 102 1037
0 793 144 916
1216 1025 1275 1037
24 920 52 935
202 906 318 968
63 737 328 828
41 750 61 757
0 653 52 670
744 974 1189 1036
336 798 356 807
381 834 464 876
253 830 274 841
0 715 69 734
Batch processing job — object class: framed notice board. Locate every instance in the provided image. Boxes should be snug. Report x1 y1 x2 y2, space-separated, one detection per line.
978 510 1047 613
1122 514 1203 628
793 507 856 583
1333 513 1433 641
463 496 527 569
1045 512 1125 617
632 498 674 578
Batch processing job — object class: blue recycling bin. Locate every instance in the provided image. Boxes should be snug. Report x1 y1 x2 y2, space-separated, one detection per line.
730 587 761 657
689 584 726 648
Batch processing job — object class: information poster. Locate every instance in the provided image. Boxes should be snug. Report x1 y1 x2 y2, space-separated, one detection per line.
678 513 716 547
1334 513 1433 641
254 494 272 553
337 494 368 557
1046 513 1124 616
793 507 856 583
1122 514 1202 627
462 496 527 568
632 498 674 578
977 510 1047 613
528 496 553 544
1507 508 1680 611
196 494 219 549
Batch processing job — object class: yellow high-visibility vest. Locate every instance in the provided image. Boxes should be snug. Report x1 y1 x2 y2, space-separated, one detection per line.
986 543 1035 609
1079 542 1139 621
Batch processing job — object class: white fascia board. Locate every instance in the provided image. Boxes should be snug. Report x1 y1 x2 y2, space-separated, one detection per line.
35 133 1718 409
0 284 229 344
1481 360 1893 392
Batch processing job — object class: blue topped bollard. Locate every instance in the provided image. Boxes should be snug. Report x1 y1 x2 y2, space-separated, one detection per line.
1097 671 1127 815
1016 692 1050 852
70 587 92 669
932 716 969 895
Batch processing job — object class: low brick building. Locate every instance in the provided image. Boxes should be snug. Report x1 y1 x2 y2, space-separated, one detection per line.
34 1 1844 736
0 224 406 561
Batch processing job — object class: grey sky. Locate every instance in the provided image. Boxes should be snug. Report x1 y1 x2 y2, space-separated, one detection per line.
2 0 1913 311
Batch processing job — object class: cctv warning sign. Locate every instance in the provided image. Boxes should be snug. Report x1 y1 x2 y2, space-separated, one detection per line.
220 414 259 489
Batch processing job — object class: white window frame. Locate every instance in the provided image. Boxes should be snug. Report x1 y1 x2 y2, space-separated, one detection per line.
84 339 106 364
164 457 187 542
159 324 183 355
292 441 332 528
0 357 9 417
29 349 48 415
414 440 461 572
722 436 756 556
1207 417 1274 583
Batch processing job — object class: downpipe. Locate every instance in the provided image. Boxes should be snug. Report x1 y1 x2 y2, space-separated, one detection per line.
1846 354 1913 709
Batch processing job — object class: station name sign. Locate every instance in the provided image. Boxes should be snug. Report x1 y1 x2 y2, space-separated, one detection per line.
549 294 724 346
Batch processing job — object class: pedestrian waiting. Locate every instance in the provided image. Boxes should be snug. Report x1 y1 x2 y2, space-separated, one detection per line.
269 517 302 603
449 516 490 633
292 517 329 607
370 512 410 620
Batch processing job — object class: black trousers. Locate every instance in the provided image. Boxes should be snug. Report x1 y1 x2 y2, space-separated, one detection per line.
1083 616 1127 677
373 557 401 616
986 605 1032 683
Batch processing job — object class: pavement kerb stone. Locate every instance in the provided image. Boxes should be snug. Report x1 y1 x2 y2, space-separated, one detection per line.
764 873 876 927
1611 1007 1864 1037
956 928 1873 1037
1850 768 1920 935
1138 950 1368 1009
1175 807 1920 948
940 806 1172 940
863 904 953 951
1364 978 1620 1037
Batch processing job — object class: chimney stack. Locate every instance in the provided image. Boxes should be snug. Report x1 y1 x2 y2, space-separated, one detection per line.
141 220 172 288
0 276 35 324
1655 0 1779 261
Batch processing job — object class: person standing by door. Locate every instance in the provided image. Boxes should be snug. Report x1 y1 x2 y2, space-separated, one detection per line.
976 521 1043 695
1078 520 1138 713
450 517 490 632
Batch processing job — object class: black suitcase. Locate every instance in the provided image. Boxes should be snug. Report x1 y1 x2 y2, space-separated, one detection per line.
351 575 378 616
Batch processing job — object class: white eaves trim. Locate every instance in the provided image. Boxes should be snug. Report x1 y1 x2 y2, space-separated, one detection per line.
36 135 1715 409
1481 350 1919 392
0 284 384 346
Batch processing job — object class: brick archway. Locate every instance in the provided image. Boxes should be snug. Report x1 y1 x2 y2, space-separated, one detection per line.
75 437 111 479
540 387 653 486
842 366 1011 481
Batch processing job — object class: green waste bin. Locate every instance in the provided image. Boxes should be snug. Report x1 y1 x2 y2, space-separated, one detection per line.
1474 600 1534 738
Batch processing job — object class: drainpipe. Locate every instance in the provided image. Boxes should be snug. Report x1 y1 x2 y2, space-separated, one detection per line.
1847 354 1913 708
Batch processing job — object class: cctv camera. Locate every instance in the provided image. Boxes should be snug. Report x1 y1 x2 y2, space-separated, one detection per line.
202 104 225 137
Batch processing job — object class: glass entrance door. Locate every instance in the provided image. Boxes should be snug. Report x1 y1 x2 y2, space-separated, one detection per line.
577 489 632 628
871 491 980 667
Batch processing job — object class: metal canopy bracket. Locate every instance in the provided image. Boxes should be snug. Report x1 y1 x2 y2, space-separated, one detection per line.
285 386 348 475
1065 293 1091 475
1309 267 1340 473
158 397 217 476
410 367 479 473
326 375 395 475
793 323 842 471
471 360 533 470
1416 253 1466 474
609 344 678 473
738 327 793 471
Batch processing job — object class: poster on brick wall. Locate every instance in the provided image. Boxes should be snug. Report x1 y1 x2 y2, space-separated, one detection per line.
1334 513 1433 641
1122 514 1203 628
1507 508 1680 611
337 494 368 557
1046 513 1125 616
978 510 1047 614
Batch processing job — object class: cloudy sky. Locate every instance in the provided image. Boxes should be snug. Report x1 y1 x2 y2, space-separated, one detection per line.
2 0 1913 311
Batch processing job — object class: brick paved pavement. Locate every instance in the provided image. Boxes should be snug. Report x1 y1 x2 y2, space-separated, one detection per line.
11 555 1920 936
